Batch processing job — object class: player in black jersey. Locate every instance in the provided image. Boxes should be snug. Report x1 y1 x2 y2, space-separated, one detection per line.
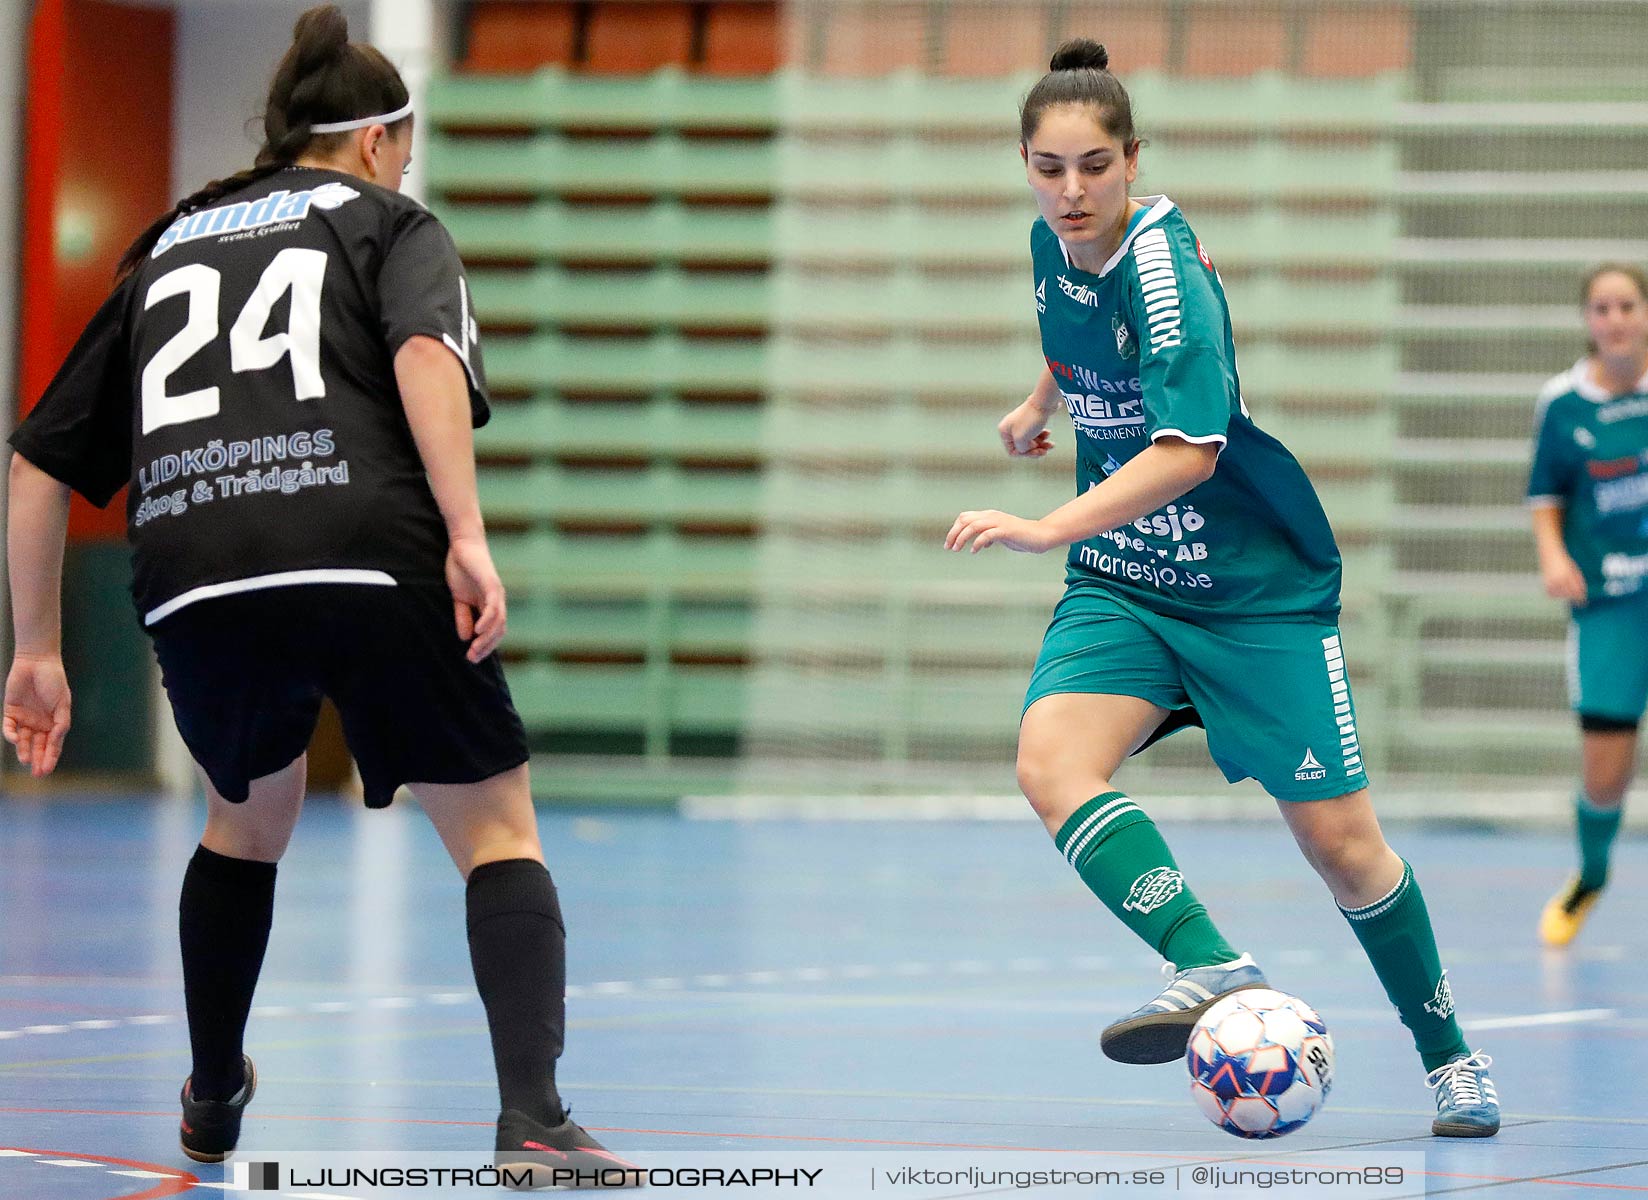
4 6 636 1184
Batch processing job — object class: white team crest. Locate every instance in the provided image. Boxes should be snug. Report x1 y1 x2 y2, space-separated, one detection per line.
1295 748 1327 781
307 181 361 210
1113 316 1135 359
1423 971 1455 1020
1123 867 1184 914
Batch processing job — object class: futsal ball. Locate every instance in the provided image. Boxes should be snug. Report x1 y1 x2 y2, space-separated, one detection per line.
1186 988 1334 1139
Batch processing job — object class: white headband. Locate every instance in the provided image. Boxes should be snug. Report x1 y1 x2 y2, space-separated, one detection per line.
310 100 413 134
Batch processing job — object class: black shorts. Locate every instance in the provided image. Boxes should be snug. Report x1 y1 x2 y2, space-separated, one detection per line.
150 583 529 808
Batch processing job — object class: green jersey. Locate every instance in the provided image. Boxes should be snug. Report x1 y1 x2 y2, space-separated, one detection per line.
1032 197 1342 621
1528 360 1648 601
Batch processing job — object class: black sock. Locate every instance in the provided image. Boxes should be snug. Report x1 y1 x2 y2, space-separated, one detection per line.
179 845 277 1102
467 858 567 1125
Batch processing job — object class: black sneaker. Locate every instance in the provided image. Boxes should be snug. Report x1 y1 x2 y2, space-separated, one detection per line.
179 1055 257 1164
494 1108 642 1190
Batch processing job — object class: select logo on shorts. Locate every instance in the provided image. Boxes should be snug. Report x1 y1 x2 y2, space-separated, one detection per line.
1294 748 1327 782
152 182 361 259
1124 868 1184 914
233 1161 281 1190
1035 278 1047 313
1423 971 1456 1021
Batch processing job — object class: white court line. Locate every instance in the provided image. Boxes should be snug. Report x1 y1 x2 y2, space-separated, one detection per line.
0 1150 37 1156
16 951 1590 1045
107 1169 178 1178
1462 1007 1617 1032
37 1159 100 1167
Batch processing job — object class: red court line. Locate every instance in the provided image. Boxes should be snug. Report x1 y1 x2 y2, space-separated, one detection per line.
3 1147 197 1200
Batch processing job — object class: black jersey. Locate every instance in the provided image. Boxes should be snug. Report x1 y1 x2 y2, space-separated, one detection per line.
10 166 489 626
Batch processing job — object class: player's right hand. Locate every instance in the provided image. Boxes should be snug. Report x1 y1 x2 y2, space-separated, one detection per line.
3 654 71 777
1540 554 1588 605
446 535 508 662
999 398 1057 458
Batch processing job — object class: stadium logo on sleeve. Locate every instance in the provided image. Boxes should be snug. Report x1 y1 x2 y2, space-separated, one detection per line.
152 182 361 259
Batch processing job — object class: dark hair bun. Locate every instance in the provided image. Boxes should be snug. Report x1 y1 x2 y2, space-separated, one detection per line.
291 4 350 77
1050 39 1109 72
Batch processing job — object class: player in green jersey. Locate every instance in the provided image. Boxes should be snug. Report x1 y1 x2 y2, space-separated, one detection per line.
944 39 1499 1136
1530 264 1648 947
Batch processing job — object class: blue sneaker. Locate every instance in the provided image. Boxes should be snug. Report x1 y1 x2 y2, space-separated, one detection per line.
1428 1050 1500 1137
1100 952 1268 1064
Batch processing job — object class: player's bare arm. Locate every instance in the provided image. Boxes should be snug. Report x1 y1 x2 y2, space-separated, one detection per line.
947 436 1217 554
1530 501 1586 605
395 335 506 662
3 454 73 776
999 366 1063 457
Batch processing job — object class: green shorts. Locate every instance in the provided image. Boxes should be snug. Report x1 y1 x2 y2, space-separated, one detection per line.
1567 592 1648 725
1024 585 1369 801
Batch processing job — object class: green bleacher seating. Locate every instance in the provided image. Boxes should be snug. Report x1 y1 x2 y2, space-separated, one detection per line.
431 61 1413 783
477 395 763 459
470 265 771 330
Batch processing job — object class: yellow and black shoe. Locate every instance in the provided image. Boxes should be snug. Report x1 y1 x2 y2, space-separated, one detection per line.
1539 875 1604 947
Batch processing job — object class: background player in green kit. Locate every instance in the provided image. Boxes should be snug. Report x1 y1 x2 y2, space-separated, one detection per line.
1529 264 1648 946
944 40 1500 1136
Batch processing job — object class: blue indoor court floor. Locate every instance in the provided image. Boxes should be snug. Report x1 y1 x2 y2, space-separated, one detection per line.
0 795 1644 1199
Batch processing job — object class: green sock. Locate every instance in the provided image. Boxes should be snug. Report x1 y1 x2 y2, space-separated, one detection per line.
1577 792 1622 891
1340 860 1469 1072
1053 792 1237 969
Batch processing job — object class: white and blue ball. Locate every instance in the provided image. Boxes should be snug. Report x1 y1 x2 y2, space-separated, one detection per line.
1186 988 1334 1139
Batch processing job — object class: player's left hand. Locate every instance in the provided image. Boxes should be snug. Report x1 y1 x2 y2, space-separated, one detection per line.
945 510 1059 554
3 653 71 777
446 535 508 662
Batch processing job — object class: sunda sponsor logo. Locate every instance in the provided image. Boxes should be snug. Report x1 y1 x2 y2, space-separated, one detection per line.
152 182 361 258
1057 274 1102 307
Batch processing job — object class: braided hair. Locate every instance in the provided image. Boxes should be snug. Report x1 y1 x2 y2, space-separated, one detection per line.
117 4 409 279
